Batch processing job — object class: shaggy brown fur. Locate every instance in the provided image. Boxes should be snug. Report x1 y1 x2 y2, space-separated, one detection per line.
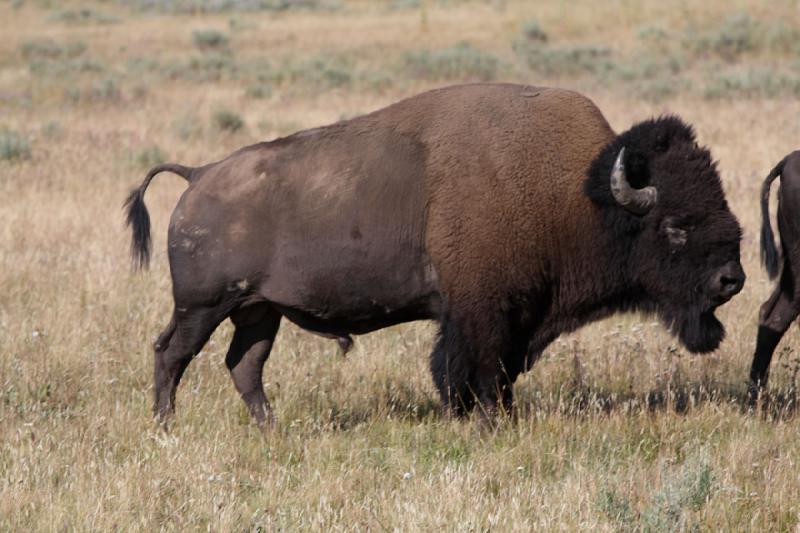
125 83 744 425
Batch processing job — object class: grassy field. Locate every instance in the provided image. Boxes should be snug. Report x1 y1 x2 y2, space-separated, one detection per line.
2 0 800 530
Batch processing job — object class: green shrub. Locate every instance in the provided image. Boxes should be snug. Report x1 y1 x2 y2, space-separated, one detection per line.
604 54 683 86
212 109 245 132
135 145 166 168
703 67 800 99
635 77 691 101
518 43 613 76
0 128 32 161
686 12 759 62
29 56 105 76
388 0 420 10
126 56 161 75
276 56 353 89
520 20 548 43
120 0 340 14
598 452 714 531
20 39 86 60
177 52 238 81
172 112 203 141
402 42 499 81
302 59 351 88
89 78 121 101
636 24 673 56
637 25 668 43
228 17 259 31
64 87 82 103
47 8 121 24
761 22 800 55
641 459 714 531
684 12 800 62
192 29 229 50
130 83 149 101
245 83 273 98
42 121 63 140
124 49 364 91
597 488 636 526
360 70 394 92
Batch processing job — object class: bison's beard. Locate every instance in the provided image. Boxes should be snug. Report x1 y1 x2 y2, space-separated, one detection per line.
665 307 725 354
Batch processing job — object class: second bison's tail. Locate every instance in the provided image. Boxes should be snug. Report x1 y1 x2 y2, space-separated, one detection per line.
124 163 196 270
761 156 788 280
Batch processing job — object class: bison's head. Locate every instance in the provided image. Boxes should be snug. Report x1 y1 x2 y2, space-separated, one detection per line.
585 116 744 353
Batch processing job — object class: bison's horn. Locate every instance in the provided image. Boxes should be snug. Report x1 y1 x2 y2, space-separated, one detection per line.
610 147 657 215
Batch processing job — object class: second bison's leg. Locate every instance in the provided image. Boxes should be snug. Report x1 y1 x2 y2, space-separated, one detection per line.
749 273 799 403
225 304 282 427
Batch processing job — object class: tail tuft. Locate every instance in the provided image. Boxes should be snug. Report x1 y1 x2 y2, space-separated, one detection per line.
123 163 195 271
124 186 152 270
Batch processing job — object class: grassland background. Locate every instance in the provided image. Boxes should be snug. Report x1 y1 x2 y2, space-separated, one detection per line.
1 0 800 530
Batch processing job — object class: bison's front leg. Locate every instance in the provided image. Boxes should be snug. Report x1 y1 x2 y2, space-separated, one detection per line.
430 317 477 417
430 312 514 420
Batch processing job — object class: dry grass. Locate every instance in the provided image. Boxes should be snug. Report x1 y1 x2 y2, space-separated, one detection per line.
2 0 800 530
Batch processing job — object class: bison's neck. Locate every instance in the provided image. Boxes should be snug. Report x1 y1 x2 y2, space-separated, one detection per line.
546 199 642 333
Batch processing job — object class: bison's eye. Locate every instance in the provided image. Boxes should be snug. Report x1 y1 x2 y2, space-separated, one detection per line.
665 226 688 247
661 217 690 249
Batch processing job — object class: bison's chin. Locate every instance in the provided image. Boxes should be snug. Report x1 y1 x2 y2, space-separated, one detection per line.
668 309 725 354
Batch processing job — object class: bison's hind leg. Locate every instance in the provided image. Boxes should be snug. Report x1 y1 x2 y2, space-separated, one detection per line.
226 304 282 428
154 306 228 427
749 268 800 405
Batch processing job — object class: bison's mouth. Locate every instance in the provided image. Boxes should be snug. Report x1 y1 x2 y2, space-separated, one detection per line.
664 307 725 354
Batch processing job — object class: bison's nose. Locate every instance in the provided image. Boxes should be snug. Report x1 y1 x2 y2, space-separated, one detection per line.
711 261 745 302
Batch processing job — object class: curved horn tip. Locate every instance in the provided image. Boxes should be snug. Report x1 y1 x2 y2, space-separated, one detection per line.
614 147 626 167
609 146 657 215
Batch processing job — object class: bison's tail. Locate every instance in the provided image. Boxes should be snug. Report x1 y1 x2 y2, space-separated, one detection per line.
124 163 195 270
761 156 788 280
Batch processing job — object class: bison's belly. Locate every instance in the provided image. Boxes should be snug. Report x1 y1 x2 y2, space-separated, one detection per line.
275 295 439 336
259 237 442 335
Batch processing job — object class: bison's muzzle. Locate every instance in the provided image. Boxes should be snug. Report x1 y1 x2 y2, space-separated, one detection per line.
709 260 745 305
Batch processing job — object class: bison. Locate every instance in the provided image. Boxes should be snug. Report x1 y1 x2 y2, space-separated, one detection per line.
125 83 744 427
750 151 800 401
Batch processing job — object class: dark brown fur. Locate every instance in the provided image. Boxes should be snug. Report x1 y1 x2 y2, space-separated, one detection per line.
749 151 800 402
125 83 744 426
